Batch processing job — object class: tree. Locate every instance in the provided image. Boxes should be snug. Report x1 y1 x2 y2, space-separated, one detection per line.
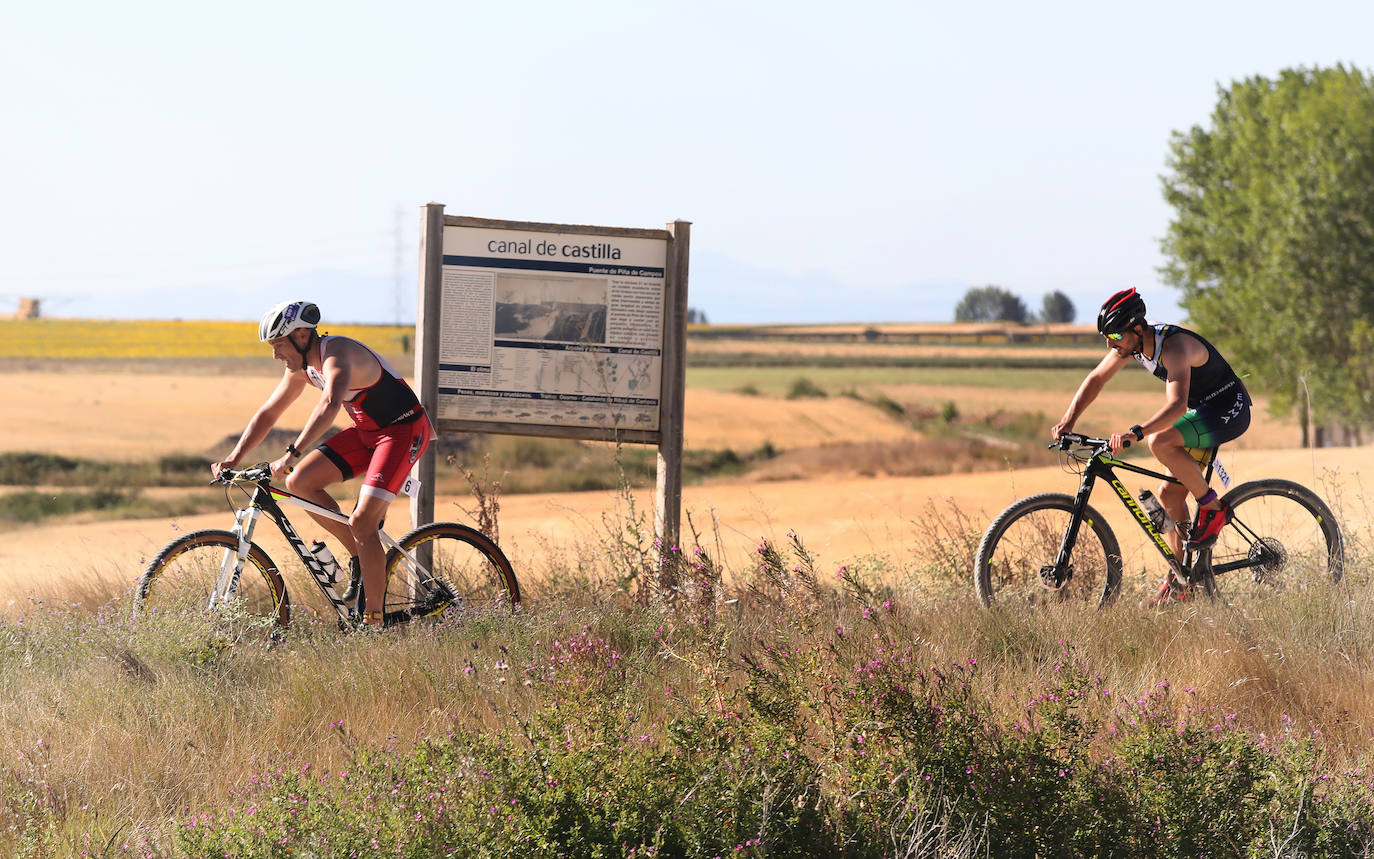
1160 65 1374 439
686 307 709 325
953 285 1028 323
1039 290 1076 324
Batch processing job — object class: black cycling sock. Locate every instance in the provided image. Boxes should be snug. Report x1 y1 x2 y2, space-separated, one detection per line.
341 556 363 602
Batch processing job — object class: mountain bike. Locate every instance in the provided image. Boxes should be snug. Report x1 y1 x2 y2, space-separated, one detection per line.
135 463 520 630
974 432 1343 607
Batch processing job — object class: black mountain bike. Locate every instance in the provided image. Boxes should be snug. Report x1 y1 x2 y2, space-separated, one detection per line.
975 432 1343 607
135 464 520 629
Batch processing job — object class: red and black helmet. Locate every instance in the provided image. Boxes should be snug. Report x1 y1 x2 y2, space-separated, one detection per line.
1097 288 1147 336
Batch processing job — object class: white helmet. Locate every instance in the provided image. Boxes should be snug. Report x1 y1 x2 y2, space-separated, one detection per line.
259 300 321 342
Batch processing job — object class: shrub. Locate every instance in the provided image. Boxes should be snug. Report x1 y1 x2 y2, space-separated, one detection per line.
0 452 80 483
786 377 827 399
0 489 131 523
4 523 1374 856
870 393 906 420
157 453 212 475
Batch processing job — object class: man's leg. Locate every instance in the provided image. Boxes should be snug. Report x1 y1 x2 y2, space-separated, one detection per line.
1155 472 1189 559
1149 425 1225 548
1148 427 1215 505
349 493 390 625
348 420 431 625
284 453 356 554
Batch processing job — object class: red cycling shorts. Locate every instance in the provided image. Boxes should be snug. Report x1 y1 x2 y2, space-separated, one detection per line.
319 415 431 503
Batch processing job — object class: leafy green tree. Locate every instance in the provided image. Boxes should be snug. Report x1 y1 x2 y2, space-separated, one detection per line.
1039 290 1076 323
954 285 1028 323
1160 65 1374 436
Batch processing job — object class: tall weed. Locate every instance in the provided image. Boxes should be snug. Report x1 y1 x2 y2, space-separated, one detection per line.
1 512 1373 856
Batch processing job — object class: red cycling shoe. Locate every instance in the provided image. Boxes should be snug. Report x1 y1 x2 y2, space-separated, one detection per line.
1187 504 1229 550
1145 576 1193 606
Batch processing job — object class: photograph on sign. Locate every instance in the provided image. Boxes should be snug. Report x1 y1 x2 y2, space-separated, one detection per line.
436 225 666 434
494 274 608 343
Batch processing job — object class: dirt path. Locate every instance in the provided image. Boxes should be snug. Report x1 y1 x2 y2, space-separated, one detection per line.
4 445 1367 603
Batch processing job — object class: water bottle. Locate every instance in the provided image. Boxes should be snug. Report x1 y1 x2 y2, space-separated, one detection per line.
1138 490 1173 532
310 541 342 583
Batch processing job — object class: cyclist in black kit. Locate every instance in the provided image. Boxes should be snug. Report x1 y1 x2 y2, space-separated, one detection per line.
1051 288 1251 604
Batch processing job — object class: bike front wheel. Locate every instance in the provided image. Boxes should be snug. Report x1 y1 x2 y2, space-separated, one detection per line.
135 529 290 627
975 493 1123 608
383 522 520 623
1203 479 1343 599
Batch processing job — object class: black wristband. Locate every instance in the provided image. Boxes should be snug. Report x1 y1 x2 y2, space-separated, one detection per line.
286 443 301 459
1129 424 1145 441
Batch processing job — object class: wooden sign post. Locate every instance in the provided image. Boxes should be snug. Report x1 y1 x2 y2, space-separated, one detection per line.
411 205 690 551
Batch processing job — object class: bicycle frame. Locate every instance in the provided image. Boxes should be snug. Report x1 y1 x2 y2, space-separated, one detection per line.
1049 435 1213 588
214 473 421 621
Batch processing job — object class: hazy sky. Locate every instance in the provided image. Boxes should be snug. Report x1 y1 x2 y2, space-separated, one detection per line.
3 1 1371 324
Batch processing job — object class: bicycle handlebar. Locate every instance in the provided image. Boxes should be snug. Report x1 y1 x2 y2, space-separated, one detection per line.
211 463 273 486
1049 432 1129 452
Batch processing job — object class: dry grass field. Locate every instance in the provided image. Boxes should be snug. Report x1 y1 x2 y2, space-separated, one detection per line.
3 322 1374 855
0 319 1348 606
0 370 920 460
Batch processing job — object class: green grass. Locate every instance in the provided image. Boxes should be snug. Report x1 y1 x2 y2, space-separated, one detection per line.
686 365 1162 396
433 436 771 496
687 350 1104 370
0 488 221 526
0 452 212 488
0 488 132 522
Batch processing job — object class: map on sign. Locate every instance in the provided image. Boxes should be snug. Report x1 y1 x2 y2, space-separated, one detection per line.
435 225 667 433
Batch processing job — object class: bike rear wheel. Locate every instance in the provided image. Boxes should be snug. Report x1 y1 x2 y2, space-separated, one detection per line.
135 529 290 627
382 522 520 624
975 493 1123 607
1203 479 1343 599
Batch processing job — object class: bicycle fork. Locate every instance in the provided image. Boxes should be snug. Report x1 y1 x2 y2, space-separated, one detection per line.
209 505 261 611
1045 470 1101 589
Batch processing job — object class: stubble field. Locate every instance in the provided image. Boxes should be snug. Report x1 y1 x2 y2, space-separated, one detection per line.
0 327 1350 607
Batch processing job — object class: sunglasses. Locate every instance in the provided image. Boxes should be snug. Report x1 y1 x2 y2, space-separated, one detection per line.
1105 332 1124 341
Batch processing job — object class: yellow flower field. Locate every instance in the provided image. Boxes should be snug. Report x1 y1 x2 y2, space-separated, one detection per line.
0 319 412 359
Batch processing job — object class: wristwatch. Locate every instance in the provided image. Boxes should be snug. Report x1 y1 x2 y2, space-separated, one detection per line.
1129 425 1145 441
286 443 302 459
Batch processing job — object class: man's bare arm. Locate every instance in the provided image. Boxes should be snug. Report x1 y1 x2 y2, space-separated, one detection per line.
215 371 309 473
1052 350 1130 438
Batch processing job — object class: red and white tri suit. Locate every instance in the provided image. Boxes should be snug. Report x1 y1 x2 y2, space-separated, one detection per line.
306 335 432 504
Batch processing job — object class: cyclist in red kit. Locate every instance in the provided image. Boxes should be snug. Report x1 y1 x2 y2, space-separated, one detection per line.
212 300 432 628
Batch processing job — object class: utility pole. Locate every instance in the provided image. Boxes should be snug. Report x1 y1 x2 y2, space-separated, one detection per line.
394 206 405 325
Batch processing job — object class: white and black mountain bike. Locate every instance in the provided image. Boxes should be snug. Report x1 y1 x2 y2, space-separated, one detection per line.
135 463 519 630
